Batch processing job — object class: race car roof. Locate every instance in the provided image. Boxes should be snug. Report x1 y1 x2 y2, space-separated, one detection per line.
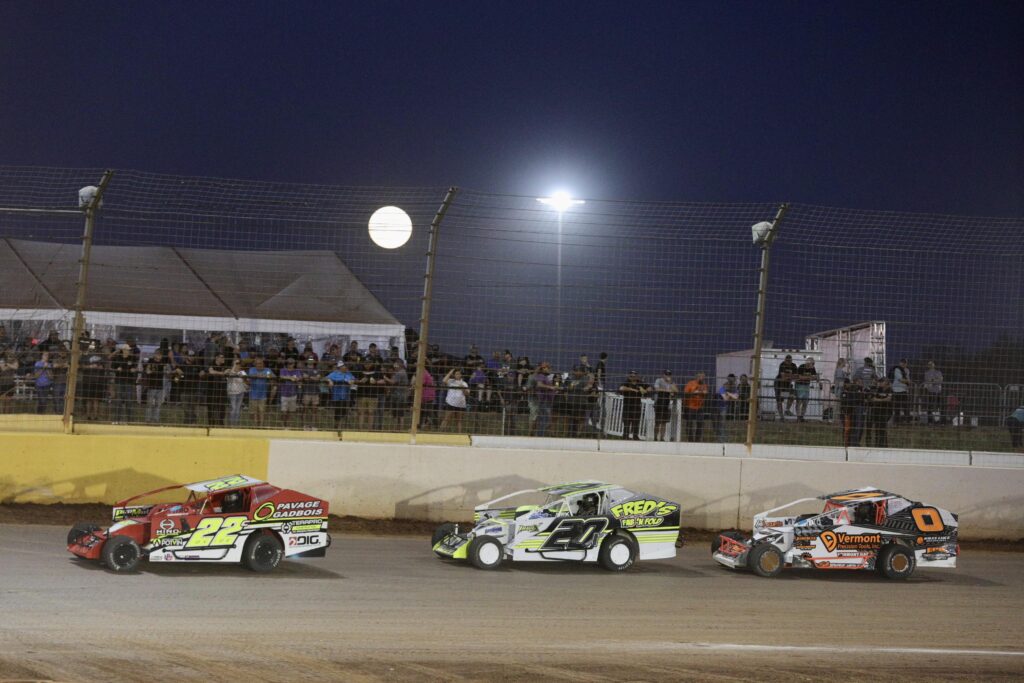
538 481 615 496
820 487 904 504
185 475 266 493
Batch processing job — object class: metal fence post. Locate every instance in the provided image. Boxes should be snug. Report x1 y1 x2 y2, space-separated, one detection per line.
63 171 114 432
745 203 788 453
410 187 458 442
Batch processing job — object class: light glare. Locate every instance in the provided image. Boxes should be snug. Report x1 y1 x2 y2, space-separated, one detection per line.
368 206 413 249
537 191 584 213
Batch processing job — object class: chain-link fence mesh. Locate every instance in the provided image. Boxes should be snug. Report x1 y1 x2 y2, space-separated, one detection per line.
0 167 1021 452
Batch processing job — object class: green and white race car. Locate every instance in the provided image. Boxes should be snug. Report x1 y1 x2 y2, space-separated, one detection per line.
431 481 681 571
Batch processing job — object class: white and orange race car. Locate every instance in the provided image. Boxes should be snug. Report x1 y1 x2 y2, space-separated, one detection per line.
67 475 330 573
712 487 958 579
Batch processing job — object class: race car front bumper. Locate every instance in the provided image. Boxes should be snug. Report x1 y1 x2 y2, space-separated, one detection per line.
433 532 470 560
67 530 106 560
712 534 751 569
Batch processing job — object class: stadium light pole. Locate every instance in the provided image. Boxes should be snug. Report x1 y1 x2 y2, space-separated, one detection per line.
746 203 789 453
537 192 584 369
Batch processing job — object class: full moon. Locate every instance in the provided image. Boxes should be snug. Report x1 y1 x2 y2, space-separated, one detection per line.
368 206 413 249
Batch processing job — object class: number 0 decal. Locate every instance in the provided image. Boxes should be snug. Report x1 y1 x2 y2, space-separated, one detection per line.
911 507 944 532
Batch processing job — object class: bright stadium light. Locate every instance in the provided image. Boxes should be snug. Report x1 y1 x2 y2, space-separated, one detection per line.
537 191 584 214
368 206 413 249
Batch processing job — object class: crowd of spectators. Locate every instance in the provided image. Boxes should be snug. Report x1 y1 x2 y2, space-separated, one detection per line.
1 324 1020 448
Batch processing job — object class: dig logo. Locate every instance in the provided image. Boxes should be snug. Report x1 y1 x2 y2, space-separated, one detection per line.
539 518 609 551
288 535 320 547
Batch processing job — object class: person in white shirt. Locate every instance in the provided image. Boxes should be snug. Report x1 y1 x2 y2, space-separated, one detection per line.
440 368 469 432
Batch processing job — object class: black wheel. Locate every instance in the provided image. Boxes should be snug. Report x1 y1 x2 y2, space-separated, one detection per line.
101 535 141 573
747 542 784 577
599 534 637 572
710 531 746 554
432 522 457 547
467 535 504 570
877 544 915 580
68 522 100 545
242 532 284 573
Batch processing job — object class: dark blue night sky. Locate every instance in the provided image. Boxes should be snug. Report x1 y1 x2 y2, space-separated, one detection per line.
2 2 1021 214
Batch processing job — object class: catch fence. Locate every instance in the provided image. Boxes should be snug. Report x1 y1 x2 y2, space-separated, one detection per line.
0 167 1020 452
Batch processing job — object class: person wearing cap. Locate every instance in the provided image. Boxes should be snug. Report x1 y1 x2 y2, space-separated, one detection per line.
683 371 709 442
527 362 557 437
794 358 818 423
653 369 678 441
774 354 798 420
619 370 649 440
176 349 204 426
326 361 355 429
300 357 322 429
247 357 274 427
716 374 740 442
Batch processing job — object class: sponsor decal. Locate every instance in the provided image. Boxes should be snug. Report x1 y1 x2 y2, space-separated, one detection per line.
289 522 324 533
611 500 678 520
205 475 249 492
159 519 175 531
164 553 174 561
518 525 539 533
820 530 881 553
112 506 151 521
539 518 609 551
254 500 326 521
288 535 321 547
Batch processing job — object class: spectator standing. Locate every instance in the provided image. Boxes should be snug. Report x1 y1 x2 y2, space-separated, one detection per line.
225 359 248 426
794 358 818 422
177 350 204 425
619 370 649 441
653 369 678 441
387 360 409 429
51 351 69 412
831 358 850 423
109 345 138 423
33 351 56 414
354 361 382 431
840 378 866 447
527 362 557 437
80 341 107 422
144 350 169 424
0 351 18 414
922 361 943 425
890 358 912 424
419 366 437 430
282 338 301 365
440 368 469 432
594 352 608 430
855 357 878 389
866 377 893 447
245 357 273 427
716 374 739 442
300 357 322 429
737 374 751 420
565 365 594 437
343 341 362 365
205 353 229 426
774 355 797 420
326 361 355 428
277 357 302 427
465 345 484 370
1007 406 1024 450
683 372 709 442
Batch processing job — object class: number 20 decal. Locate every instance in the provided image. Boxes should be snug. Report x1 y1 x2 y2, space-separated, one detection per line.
911 507 944 533
185 516 247 548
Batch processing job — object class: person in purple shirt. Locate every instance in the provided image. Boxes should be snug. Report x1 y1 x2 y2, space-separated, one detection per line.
33 351 57 413
277 357 302 427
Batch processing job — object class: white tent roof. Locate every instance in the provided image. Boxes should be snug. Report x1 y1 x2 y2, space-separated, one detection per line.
0 238 405 348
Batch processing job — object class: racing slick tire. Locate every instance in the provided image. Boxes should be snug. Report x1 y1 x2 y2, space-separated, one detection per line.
67 522 100 546
876 544 916 580
242 532 284 573
467 535 504 570
599 534 637 572
101 535 141 573
710 530 746 554
747 542 784 578
432 523 457 547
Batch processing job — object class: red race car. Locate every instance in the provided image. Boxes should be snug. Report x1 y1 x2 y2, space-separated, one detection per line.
67 474 330 573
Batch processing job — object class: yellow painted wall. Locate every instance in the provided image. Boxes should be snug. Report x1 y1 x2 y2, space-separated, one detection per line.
0 432 269 504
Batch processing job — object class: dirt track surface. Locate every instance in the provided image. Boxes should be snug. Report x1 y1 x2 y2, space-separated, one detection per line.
2 524 1022 682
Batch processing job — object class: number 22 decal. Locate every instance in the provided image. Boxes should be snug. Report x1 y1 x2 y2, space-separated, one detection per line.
185 516 247 548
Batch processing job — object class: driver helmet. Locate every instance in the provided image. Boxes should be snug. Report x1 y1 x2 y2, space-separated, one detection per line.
578 493 599 515
223 491 242 512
